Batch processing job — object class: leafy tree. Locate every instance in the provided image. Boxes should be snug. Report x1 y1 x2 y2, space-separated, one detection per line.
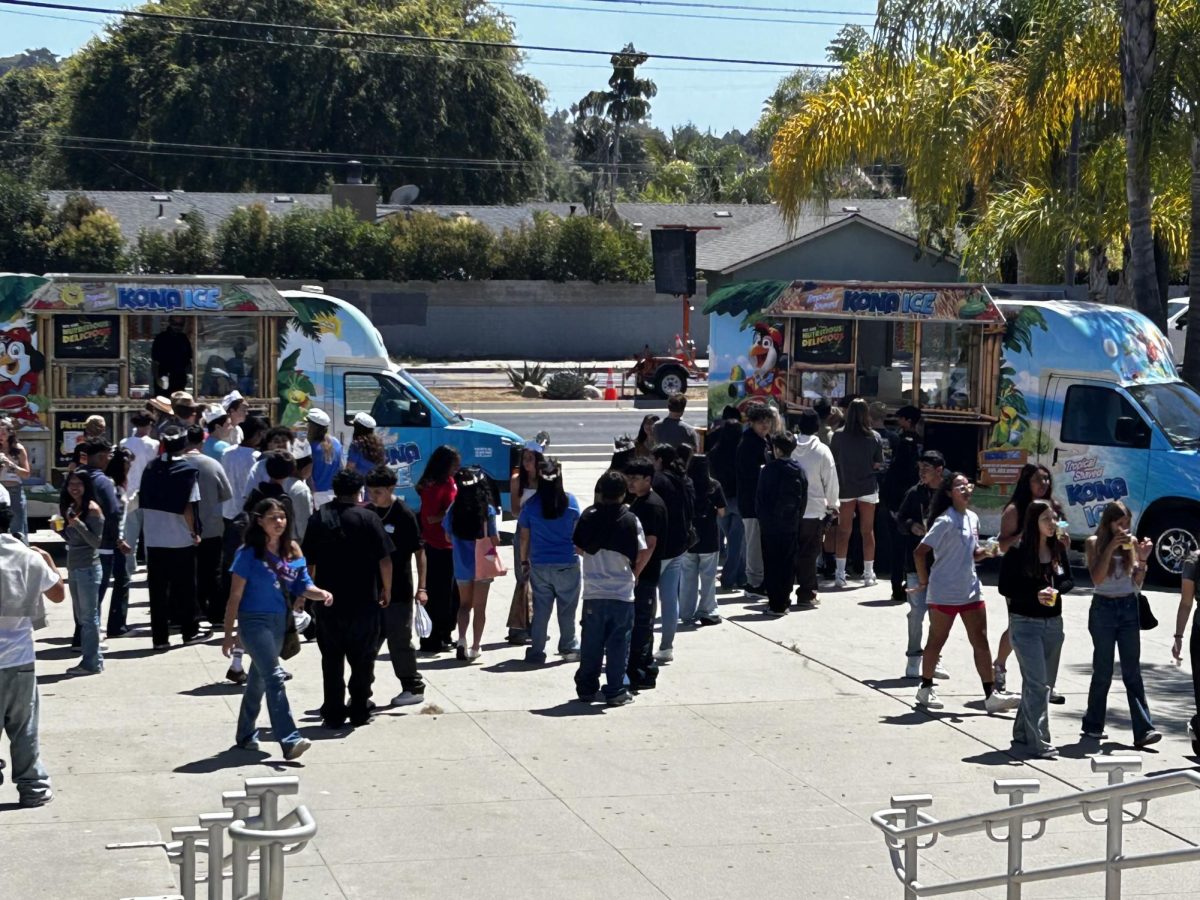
51 0 548 203
826 25 872 64
214 205 277 277
134 212 215 274
0 175 54 272
0 49 58 77
48 196 126 272
0 63 62 181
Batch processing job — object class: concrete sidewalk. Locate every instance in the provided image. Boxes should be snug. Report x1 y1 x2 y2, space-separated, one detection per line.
5 462 1200 898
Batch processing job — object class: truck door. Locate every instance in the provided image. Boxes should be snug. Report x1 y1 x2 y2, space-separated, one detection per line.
1042 377 1151 534
336 369 435 499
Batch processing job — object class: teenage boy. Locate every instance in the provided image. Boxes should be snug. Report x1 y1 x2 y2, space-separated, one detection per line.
791 409 838 609
736 405 774 596
0 487 65 807
365 465 427 707
707 405 744 590
897 450 949 680
881 405 923 603
183 425 233 626
120 413 159 575
573 471 650 706
653 392 698 450
757 433 808 616
623 459 667 690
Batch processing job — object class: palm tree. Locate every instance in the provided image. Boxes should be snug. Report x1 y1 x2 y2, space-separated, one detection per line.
576 43 657 210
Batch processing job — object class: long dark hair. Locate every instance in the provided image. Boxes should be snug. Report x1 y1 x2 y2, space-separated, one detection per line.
635 415 659 453
534 459 568 519
652 443 687 478
844 398 874 438
688 453 719 518
104 447 133 489
306 421 336 464
242 498 298 561
518 448 543 493
1093 500 1133 573
0 417 19 453
1006 464 1058 521
928 470 966 523
352 427 386 466
61 470 96 517
417 445 461 491
450 466 491 540
1019 499 1065 578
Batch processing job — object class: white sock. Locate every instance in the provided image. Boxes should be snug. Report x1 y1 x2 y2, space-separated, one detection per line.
835 558 847 578
230 648 244 672
864 562 876 578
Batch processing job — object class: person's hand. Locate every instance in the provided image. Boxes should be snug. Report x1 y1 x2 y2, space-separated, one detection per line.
908 581 928 594
192 533 201 546
378 589 390 609
32 545 58 570
317 589 333 606
222 633 236 658
911 523 926 537
415 588 428 606
1037 587 1058 606
1136 537 1153 562
1172 635 1184 662
117 540 132 555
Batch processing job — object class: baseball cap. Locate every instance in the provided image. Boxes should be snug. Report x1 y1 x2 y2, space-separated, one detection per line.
170 390 195 407
290 437 313 462
306 408 330 427
202 405 227 426
221 390 244 411
919 450 946 467
353 412 376 430
523 439 547 455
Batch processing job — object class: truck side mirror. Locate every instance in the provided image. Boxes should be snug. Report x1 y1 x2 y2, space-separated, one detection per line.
1114 416 1147 446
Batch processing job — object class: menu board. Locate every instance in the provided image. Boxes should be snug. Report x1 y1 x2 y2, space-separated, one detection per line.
54 411 115 468
53 315 121 359
793 320 852 365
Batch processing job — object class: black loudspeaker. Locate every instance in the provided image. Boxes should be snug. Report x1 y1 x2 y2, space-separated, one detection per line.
651 229 697 295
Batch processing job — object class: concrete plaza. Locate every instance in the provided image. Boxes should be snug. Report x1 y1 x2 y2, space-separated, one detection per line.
4 460 1200 899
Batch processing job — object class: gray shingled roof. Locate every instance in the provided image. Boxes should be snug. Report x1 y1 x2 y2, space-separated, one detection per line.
697 199 918 273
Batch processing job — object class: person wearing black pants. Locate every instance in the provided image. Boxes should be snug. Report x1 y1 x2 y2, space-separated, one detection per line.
880 406 922 603
415 446 461 652
423 548 458 650
146 545 201 647
303 469 394 728
1172 552 1200 754
756 433 807 616
624 459 667 689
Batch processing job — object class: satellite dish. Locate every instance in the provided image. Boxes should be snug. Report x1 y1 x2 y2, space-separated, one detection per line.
389 185 420 206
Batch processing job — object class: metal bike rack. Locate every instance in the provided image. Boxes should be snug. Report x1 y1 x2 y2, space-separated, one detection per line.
871 755 1200 899
109 776 317 900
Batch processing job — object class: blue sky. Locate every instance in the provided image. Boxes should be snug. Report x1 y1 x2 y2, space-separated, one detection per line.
0 0 877 133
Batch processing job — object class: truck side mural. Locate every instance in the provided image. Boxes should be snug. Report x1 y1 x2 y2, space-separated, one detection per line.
0 275 49 427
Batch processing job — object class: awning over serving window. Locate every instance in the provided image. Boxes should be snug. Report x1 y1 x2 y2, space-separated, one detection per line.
705 280 1005 325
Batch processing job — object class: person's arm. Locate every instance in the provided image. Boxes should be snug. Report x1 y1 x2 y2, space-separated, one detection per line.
70 505 104 549
221 573 246 655
509 473 522 518
997 505 1022 553
414 547 428 604
913 543 932 589
32 546 65 603
378 556 393 608
872 434 884 471
1086 535 1118 586
6 445 30 479
216 466 233 503
519 525 532 571
823 450 840 513
183 503 199 544
1174 572 1196 661
488 510 501 548
634 546 653 577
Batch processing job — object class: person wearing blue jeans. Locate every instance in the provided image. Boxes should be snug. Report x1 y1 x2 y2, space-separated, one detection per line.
69 562 104 674
234 611 303 749
681 454 726 626
572 471 650 706
518 462 583 665
650 445 695 662
1081 501 1160 748
62 471 105 676
657 554 685 654
717 509 745 589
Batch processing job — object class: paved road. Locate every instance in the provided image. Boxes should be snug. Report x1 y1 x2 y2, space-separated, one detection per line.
451 400 708 463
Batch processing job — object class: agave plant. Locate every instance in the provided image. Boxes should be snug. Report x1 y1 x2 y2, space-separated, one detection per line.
544 370 589 400
504 361 547 390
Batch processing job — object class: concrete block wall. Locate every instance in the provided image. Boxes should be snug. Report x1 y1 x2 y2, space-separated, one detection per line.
273 279 710 361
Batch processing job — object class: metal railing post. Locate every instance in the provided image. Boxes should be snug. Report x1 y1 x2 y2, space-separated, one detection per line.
243 776 300 900
171 826 206 900
1093 755 1142 900
891 794 934 899
222 790 253 899
994 779 1041 900
198 811 233 900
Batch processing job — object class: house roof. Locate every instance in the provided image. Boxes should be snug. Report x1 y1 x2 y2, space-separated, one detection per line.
698 199 919 273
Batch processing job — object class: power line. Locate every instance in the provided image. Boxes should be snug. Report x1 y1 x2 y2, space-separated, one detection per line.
572 0 874 13
0 0 839 68
494 0 855 26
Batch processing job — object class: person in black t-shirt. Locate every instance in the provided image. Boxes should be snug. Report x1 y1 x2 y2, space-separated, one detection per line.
896 450 946 679
302 469 394 728
757 433 808 616
880 406 923 603
624 459 667 690
681 453 726 626
650 444 695 662
707 406 744 589
365 465 426 708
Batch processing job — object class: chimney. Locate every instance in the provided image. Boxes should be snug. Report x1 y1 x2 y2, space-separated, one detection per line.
569 204 576 217
332 159 377 223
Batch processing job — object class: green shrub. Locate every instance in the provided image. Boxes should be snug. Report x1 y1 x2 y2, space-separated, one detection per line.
544 369 589 400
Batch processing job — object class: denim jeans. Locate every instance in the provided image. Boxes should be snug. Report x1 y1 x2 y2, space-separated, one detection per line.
528 561 581 660
69 562 104 672
680 551 719 621
124 504 143 576
0 663 51 804
743 517 764 587
906 573 928 658
236 612 302 751
574 598 635 700
1082 595 1155 741
4 484 27 544
1009 614 1064 752
657 554 685 651
718 508 745 588
106 550 130 635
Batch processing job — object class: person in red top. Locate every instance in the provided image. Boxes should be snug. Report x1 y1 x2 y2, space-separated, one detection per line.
416 446 461 652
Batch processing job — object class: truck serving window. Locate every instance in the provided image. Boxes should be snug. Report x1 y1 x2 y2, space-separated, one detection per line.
1128 382 1200 447
1061 385 1142 446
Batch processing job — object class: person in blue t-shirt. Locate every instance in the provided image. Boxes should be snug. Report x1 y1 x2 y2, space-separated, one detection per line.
222 497 332 761
305 409 343 506
518 460 583 665
442 467 499 663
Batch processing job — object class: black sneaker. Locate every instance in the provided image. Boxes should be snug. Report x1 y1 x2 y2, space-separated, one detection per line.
575 691 604 703
697 615 722 626
606 691 634 707
1135 730 1163 748
456 644 467 662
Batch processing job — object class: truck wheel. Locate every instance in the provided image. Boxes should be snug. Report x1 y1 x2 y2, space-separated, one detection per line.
1142 510 1200 585
654 367 687 399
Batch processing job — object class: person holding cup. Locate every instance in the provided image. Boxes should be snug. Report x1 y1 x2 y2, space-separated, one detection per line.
1081 500 1160 747
999 500 1071 758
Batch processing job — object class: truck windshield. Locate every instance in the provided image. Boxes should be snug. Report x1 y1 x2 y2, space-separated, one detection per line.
1128 381 1200 447
396 369 462 422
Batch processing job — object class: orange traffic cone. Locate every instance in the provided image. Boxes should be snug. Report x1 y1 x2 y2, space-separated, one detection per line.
603 368 618 401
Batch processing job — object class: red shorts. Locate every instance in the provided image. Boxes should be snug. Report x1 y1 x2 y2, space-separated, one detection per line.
928 600 986 617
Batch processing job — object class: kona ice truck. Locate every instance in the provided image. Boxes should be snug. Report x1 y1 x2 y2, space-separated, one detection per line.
704 279 1200 581
0 274 523 515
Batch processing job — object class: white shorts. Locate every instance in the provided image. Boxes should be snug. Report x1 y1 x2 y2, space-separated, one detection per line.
841 493 879 505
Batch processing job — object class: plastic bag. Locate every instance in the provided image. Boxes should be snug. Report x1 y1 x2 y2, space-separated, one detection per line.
414 601 433 639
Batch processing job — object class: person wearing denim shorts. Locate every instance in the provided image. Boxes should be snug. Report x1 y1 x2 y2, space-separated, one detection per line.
519 460 582 665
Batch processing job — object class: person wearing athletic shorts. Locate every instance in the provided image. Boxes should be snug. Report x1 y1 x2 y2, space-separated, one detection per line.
912 471 1019 714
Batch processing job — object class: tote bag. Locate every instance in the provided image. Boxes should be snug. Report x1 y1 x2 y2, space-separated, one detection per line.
474 539 508 580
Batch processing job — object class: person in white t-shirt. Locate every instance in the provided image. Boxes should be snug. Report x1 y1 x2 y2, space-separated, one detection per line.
119 411 160 575
0 485 66 806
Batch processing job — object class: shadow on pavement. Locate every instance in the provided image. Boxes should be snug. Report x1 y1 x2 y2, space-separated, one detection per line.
863 677 918 690
174 747 269 774
179 682 243 697
961 748 1023 767
858 599 906 608
530 701 607 718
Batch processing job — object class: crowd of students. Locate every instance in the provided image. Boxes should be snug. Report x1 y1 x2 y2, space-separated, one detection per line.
3 387 1200 805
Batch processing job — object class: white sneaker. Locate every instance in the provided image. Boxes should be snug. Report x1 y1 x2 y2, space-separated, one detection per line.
933 659 950 680
904 657 921 679
834 575 849 589
654 648 674 663
391 691 423 707
915 685 944 709
559 650 581 663
993 662 1007 692
863 573 878 587
985 690 1021 714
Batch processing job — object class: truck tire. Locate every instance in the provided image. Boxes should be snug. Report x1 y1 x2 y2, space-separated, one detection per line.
1141 510 1200 585
653 366 687 399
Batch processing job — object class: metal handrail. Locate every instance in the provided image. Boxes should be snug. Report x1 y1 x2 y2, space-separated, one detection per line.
871 755 1200 899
